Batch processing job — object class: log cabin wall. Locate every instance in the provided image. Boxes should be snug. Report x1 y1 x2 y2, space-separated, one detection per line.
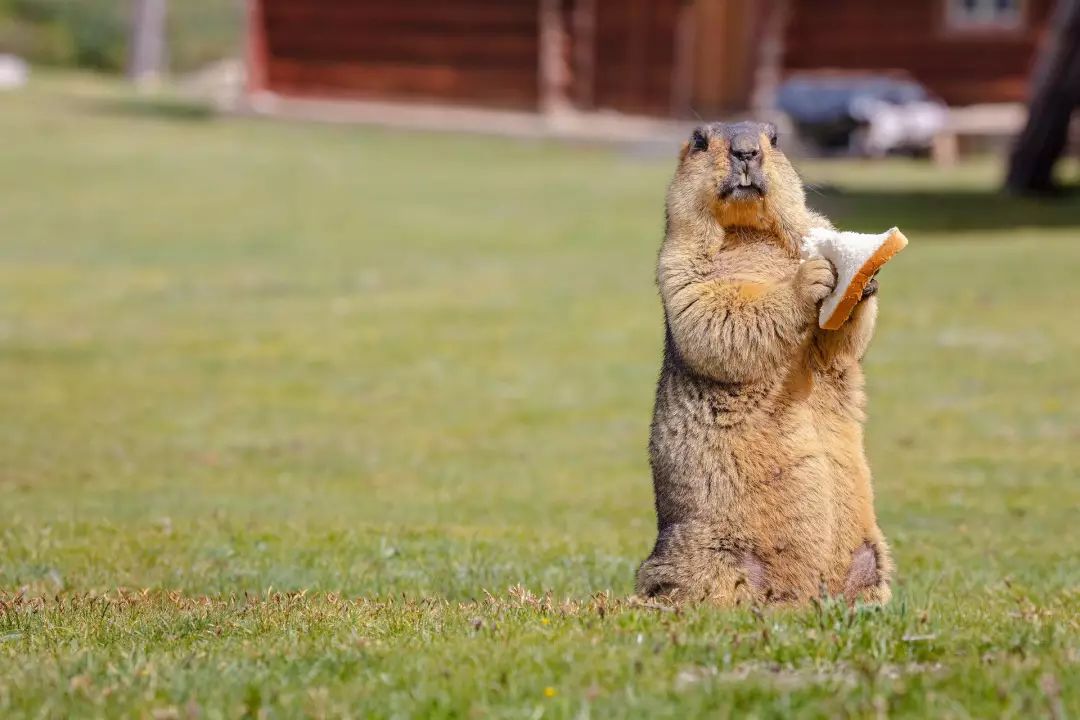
571 0 762 118
257 0 542 110
248 0 764 118
247 1 1055 117
585 0 684 116
783 0 1054 105
690 0 769 116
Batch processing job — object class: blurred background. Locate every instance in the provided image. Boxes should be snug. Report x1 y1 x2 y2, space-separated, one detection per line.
2 0 1078 176
1 1 1078 714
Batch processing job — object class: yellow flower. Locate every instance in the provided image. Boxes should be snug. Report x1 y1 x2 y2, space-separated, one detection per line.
540 618 550 625
544 687 557 698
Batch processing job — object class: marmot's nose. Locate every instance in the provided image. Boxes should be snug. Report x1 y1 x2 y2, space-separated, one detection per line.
730 134 761 164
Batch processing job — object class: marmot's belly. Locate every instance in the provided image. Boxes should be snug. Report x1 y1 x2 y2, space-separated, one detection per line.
651 402 841 597
651 385 835 529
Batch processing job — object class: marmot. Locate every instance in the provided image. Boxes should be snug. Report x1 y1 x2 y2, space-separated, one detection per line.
635 121 893 605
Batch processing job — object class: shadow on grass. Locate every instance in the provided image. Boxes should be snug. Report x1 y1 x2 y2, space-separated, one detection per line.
811 187 1080 233
83 95 217 122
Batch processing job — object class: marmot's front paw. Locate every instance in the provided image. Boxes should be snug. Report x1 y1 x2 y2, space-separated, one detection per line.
794 257 837 306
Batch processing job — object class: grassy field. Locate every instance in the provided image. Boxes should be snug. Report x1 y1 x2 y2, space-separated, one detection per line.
1 77 1077 718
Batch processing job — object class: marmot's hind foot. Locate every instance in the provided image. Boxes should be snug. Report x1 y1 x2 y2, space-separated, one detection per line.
843 541 891 605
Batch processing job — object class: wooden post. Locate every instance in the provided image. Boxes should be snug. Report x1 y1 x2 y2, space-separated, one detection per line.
128 0 167 85
1004 0 1080 194
245 0 269 94
539 0 572 114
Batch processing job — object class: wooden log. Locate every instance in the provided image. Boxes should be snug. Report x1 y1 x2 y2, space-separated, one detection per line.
263 30 538 66
266 58 538 108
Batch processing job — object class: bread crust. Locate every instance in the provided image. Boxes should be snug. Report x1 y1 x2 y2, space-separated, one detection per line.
822 229 908 330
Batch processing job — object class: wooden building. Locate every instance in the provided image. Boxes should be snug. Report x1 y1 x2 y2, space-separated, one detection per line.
245 0 1053 117
246 0 769 117
784 0 1056 106
247 1 545 110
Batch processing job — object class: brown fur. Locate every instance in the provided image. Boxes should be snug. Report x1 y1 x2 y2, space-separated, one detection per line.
636 122 893 606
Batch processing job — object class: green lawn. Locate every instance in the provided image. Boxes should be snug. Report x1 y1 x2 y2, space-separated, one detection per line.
1 77 1077 718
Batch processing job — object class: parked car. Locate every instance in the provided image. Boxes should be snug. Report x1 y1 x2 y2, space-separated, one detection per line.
777 72 947 156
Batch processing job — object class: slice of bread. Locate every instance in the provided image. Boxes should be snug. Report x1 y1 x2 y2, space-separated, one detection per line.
801 227 908 330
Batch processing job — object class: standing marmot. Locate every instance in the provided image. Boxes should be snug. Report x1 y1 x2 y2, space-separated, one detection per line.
636 121 893 605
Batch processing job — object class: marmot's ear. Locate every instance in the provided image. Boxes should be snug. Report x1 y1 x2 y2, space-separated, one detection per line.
764 122 779 147
678 140 691 163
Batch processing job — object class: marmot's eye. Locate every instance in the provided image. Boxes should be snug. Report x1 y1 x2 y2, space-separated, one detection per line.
690 129 709 153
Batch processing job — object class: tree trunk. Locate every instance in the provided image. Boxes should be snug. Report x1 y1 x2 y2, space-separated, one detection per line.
128 0 168 85
1004 0 1080 194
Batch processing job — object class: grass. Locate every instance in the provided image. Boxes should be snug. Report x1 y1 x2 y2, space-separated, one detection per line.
0 75 1077 718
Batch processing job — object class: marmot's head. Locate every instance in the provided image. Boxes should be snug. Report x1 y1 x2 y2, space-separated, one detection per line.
666 121 811 251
